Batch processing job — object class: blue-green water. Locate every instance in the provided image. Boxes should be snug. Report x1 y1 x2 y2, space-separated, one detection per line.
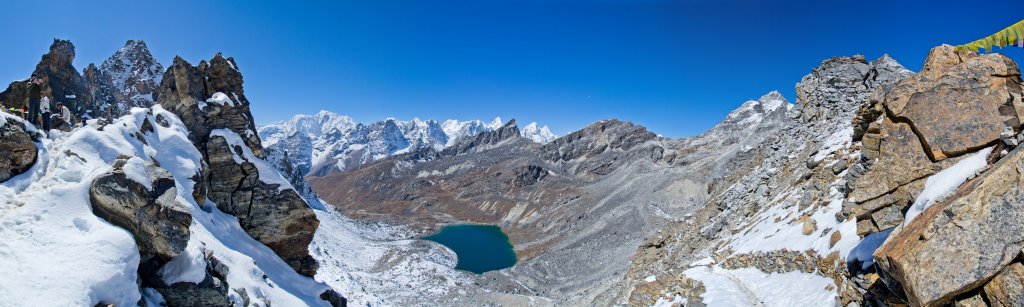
423 224 517 274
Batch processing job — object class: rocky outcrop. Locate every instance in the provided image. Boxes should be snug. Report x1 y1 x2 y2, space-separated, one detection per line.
156 53 319 276
796 55 912 124
0 116 38 182
844 45 1023 236
858 45 1024 306
89 156 191 264
25 40 93 117
155 54 262 154
874 145 1023 306
510 165 547 187
82 63 118 118
541 119 658 176
443 119 521 155
543 119 656 162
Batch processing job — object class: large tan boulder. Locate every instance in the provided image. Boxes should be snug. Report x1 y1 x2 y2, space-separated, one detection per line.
873 143 1024 306
884 45 1023 161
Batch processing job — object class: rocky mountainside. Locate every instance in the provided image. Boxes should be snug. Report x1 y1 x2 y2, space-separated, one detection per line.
625 46 1024 307
0 39 164 120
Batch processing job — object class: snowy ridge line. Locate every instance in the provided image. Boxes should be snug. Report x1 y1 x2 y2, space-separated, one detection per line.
258 110 557 177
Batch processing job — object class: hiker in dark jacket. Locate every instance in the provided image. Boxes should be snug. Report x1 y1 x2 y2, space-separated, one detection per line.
28 74 41 127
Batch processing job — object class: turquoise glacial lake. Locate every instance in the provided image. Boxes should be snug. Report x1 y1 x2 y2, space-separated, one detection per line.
423 224 517 274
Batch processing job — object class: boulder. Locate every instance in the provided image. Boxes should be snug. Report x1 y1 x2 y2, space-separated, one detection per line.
158 273 229 307
873 146 1024 306
89 156 191 263
0 117 37 182
320 289 348 307
883 45 1023 161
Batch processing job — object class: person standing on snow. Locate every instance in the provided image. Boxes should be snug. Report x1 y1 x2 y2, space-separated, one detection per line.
27 74 41 127
39 95 51 131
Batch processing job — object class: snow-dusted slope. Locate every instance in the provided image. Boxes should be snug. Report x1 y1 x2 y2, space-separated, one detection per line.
259 111 556 177
0 107 331 306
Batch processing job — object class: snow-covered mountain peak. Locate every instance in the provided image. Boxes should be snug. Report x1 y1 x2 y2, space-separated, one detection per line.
521 122 557 143
98 40 164 108
488 117 504 130
722 90 793 126
757 90 791 113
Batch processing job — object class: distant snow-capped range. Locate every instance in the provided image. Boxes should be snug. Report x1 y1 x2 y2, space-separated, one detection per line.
258 110 556 176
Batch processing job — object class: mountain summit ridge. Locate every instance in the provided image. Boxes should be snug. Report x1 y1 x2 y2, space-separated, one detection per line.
258 110 557 178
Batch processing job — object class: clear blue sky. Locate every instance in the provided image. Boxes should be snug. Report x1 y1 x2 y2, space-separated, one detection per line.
1 0 1022 137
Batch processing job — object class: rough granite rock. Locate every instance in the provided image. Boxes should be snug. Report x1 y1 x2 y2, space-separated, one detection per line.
883 44 1023 161
0 117 38 182
984 262 1024 307
156 54 319 276
88 156 191 263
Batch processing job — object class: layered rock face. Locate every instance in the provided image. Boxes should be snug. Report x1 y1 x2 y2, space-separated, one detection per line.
0 115 38 182
865 45 1024 306
155 54 320 276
